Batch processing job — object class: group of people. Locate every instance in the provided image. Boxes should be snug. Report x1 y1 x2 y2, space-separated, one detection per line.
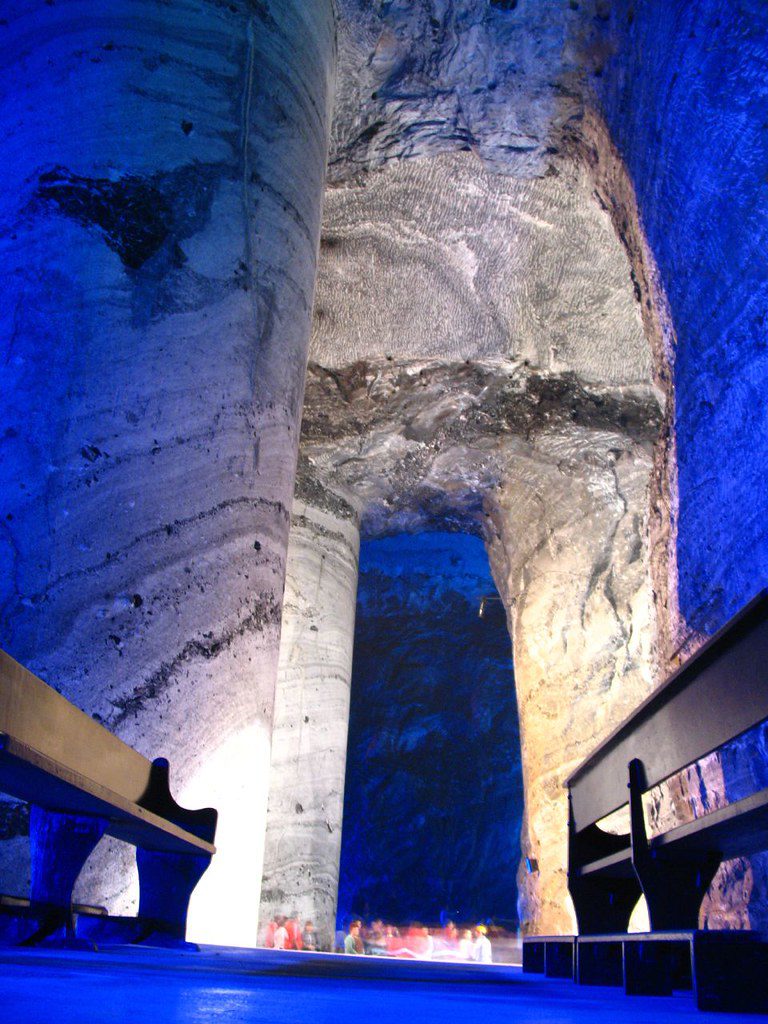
338 919 493 963
262 914 320 952
262 913 494 963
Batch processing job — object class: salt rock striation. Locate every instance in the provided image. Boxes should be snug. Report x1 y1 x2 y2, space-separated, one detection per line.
258 485 360 952
298 341 663 932
0 0 336 947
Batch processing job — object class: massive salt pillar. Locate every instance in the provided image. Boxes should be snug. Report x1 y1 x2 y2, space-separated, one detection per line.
486 440 657 934
0 1 335 946
258 491 360 951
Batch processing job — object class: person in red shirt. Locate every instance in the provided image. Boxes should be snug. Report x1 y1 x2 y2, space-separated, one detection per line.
284 913 303 950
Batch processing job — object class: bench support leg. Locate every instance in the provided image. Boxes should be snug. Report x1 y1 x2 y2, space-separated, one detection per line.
28 806 107 941
569 874 642 934
136 848 211 941
628 759 720 930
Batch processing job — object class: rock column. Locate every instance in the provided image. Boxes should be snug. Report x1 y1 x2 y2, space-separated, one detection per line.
0 0 336 947
258 493 360 951
486 437 657 934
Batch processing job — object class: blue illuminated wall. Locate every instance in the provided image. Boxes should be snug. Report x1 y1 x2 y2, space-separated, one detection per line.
593 0 768 634
337 532 521 927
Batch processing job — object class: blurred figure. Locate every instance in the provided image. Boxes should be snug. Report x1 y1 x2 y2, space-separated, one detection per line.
458 928 473 960
472 924 492 964
273 915 288 950
302 920 318 951
262 916 278 948
285 912 303 950
366 919 387 956
384 923 401 955
345 919 364 954
434 920 459 959
401 923 433 959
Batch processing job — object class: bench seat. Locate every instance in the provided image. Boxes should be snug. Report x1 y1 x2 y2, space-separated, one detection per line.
0 734 214 857
0 649 217 946
567 591 768 935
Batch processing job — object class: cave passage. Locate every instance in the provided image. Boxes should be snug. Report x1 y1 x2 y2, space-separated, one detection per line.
336 531 522 929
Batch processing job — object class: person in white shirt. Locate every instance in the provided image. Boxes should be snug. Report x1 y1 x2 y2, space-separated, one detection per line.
458 928 474 960
472 924 492 964
273 916 288 950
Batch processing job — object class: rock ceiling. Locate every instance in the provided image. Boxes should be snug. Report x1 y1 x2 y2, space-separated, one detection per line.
300 0 664 536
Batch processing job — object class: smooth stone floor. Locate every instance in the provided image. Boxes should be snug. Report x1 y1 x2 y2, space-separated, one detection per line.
0 945 764 1024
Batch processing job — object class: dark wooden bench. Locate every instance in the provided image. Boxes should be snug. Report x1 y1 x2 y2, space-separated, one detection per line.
525 591 768 1011
0 649 217 946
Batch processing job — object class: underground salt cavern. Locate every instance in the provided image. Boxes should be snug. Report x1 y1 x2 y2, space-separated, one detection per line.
1 0 768 1019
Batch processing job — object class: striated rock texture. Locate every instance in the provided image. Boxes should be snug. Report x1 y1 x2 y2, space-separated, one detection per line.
258 488 360 952
0 0 335 946
299 115 667 931
313 152 652 384
337 532 521 927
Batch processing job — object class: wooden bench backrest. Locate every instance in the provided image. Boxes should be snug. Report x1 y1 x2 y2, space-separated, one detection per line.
567 590 768 832
0 649 152 806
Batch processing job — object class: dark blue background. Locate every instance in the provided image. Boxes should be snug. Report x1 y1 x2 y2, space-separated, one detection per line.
336 532 522 927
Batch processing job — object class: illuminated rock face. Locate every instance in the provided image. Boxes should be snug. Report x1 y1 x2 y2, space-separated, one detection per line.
591 0 768 638
0 0 335 946
485 440 657 933
1 0 765 945
258 488 360 952
300 155 664 926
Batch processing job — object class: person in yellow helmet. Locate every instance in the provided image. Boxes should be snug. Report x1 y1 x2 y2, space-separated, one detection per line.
472 924 492 964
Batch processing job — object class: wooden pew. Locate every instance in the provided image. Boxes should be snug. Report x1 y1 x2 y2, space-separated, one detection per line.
560 590 768 1010
567 589 768 935
0 649 217 946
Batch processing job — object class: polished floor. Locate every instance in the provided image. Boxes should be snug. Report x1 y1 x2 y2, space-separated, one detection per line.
0 945 764 1024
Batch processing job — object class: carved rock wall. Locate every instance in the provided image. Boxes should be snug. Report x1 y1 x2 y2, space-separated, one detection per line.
485 429 657 933
313 152 651 386
591 0 768 637
590 0 768 930
0 0 336 946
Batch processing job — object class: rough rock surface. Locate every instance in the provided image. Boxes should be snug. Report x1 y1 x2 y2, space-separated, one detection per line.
591 0 768 638
337 532 522 927
330 0 607 181
588 0 768 930
484 436 657 931
313 152 652 385
0 0 336 947
258 496 360 952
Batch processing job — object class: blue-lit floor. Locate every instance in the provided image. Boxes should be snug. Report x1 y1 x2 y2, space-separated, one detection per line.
0 947 764 1024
